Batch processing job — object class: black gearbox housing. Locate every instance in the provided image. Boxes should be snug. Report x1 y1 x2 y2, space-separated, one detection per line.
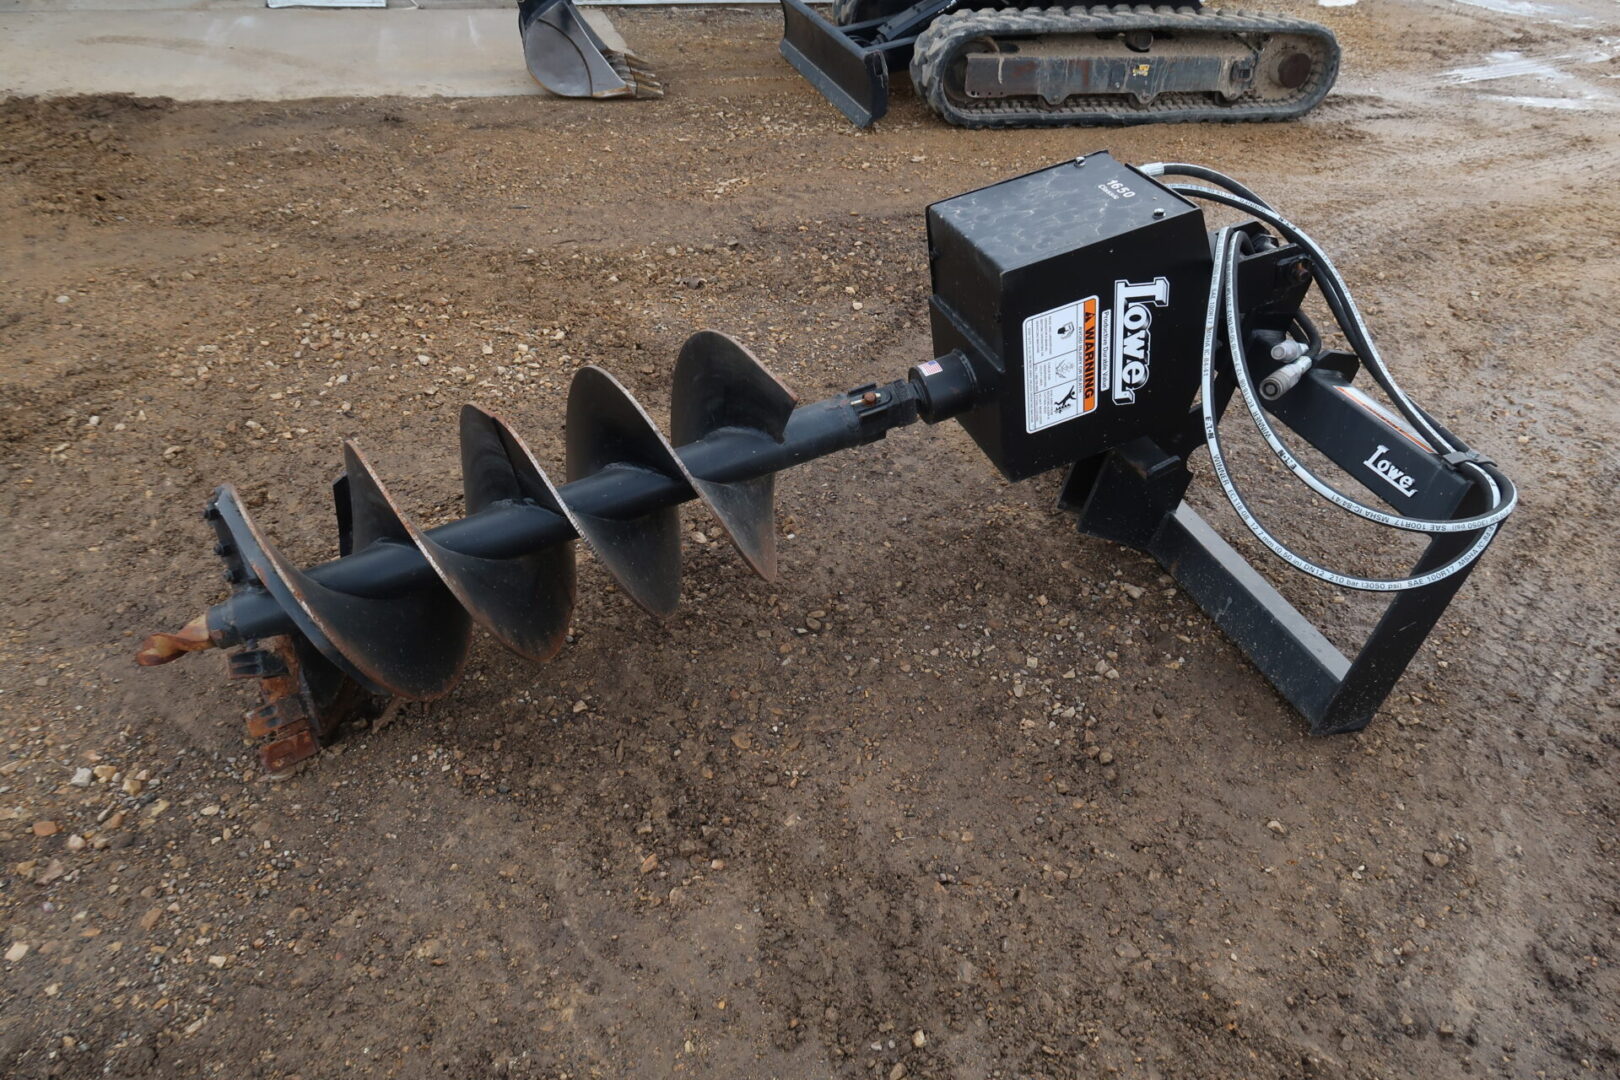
926 152 1212 481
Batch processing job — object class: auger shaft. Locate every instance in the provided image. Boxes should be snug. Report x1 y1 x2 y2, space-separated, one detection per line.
204 377 923 649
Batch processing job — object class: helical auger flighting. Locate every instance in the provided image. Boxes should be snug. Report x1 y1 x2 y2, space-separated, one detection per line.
137 330 924 770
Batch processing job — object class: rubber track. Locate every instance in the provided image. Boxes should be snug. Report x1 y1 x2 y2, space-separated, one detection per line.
910 5 1340 128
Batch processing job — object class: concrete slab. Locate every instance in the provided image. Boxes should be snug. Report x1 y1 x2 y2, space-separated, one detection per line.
0 1 268 11
266 1 386 9
0 6 632 100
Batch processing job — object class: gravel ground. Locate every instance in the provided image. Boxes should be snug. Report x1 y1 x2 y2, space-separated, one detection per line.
1 1 1617 1077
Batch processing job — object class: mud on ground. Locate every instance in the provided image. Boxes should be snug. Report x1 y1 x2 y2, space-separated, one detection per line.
1 1 1617 1077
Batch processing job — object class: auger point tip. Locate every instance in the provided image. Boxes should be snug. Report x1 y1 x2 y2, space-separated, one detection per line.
135 614 214 667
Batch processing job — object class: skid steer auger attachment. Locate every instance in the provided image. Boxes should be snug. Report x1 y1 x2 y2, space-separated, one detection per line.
140 154 1514 771
519 0 663 100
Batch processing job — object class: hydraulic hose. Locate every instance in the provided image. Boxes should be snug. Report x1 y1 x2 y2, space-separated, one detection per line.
1140 165 1517 590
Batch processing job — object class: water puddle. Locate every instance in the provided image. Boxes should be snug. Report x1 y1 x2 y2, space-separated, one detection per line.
1498 95 1599 109
1444 46 1618 111
1451 0 1592 25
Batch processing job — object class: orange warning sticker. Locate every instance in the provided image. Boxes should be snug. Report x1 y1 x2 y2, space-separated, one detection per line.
1080 296 1098 415
1022 295 1100 434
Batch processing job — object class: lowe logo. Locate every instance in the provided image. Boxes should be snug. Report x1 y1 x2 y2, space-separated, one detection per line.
1364 444 1419 499
1111 277 1170 405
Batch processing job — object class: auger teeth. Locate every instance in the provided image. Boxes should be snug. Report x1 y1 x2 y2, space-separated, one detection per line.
228 648 288 680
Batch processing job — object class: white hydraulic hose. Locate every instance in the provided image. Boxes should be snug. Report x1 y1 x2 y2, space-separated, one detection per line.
1144 162 1516 533
1170 166 1518 591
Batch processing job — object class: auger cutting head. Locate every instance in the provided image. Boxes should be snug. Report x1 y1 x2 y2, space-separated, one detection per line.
140 153 1514 771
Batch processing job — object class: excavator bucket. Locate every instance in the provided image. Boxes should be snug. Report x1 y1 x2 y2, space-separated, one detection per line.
518 0 663 100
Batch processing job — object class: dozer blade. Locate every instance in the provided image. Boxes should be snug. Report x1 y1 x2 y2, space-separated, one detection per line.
519 0 663 100
779 0 892 127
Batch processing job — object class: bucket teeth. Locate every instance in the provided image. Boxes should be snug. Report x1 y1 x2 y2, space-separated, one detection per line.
610 51 665 99
519 0 662 100
194 332 800 761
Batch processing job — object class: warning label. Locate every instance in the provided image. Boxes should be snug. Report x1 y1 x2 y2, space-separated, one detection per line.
1022 295 1099 434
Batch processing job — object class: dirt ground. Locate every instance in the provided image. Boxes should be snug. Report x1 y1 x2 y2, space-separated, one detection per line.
2 1 1617 1077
